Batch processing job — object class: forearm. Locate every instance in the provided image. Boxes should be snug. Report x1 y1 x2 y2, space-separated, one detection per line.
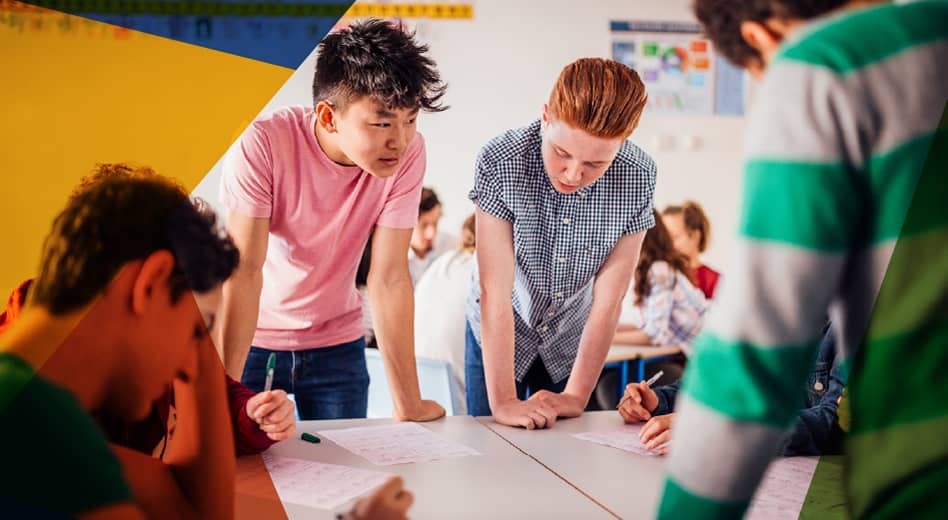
119 350 236 519
369 276 423 415
565 298 623 400
480 293 518 409
163 347 236 519
218 269 263 378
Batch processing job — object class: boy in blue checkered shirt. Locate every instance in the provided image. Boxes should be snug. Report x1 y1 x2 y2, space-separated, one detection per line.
465 58 657 428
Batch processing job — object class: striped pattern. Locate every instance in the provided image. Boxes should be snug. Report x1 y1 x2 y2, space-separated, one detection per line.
659 2 948 518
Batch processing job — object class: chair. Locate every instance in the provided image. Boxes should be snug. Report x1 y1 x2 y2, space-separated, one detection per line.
364 348 462 418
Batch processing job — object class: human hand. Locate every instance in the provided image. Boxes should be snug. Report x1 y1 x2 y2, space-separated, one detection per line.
493 398 558 430
528 390 585 418
348 476 414 520
640 413 675 455
617 380 659 423
246 390 296 441
395 399 446 422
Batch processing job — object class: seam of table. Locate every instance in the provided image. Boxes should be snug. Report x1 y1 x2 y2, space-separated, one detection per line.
477 420 623 520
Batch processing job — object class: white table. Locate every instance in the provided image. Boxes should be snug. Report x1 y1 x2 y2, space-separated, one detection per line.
480 411 666 519
237 415 614 519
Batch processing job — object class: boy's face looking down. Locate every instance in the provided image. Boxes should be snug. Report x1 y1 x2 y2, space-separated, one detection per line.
315 95 419 178
540 107 624 195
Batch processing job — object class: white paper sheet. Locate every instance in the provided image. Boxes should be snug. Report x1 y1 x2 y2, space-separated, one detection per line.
746 456 820 520
317 422 481 466
572 424 664 457
262 454 392 511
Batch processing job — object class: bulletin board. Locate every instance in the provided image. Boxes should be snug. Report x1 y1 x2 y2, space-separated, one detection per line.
611 19 745 117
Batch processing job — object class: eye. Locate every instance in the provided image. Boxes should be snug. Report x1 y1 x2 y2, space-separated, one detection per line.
372 123 391 128
406 118 416 125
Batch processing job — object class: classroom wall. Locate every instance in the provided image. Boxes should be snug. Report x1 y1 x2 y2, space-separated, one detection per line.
192 0 747 269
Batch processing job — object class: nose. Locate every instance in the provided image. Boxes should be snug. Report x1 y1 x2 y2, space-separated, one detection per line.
388 126 410 152
562 162 582 185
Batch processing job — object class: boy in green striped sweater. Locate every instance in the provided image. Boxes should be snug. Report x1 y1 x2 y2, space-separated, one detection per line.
658 1 948 518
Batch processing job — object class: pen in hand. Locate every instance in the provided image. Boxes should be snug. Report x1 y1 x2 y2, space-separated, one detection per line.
616 369 664 409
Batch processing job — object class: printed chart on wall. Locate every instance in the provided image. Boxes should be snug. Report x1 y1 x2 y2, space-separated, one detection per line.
610 20 746 116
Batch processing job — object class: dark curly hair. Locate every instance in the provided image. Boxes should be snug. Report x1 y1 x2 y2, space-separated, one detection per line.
634 210 694 304
30 163 239 315
312 18 447 112
692 0 849 67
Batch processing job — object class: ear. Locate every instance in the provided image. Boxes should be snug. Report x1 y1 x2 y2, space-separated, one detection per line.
739 20 784 72
541 103 550 126
315 100 338 133
130 250 176 316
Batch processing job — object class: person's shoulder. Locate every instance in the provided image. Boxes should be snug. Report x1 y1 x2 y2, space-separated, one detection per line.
613 139 657 173
248 106 310 135
775 2 944 74
0 360 133 516
477 120 541 168
649 260 673 278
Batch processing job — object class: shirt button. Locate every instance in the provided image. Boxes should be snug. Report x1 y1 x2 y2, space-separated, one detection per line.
558 257 567 263
555 291 564 298
542 325 550 332
578 192 587 198
814 381 824 391
561 218 571 225
547 310 555 316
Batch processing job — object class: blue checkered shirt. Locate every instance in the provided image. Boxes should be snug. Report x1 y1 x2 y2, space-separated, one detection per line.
465 120 657 383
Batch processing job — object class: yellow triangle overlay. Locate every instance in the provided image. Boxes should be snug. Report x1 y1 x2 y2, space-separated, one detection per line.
1 5 296 294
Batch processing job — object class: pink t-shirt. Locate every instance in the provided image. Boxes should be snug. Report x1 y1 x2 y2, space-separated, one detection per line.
221 106 425 350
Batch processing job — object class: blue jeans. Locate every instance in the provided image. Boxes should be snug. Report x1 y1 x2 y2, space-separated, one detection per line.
465 321 567 416
241 338 369 420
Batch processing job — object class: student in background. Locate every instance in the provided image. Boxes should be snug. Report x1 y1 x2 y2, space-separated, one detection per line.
355 228 377 349
408 187 457 285
414 213 477 413
613 209 708 349
619 324 846 456
658 1 948 517
661 201 719 299
467 58 655 428
218 19 446 422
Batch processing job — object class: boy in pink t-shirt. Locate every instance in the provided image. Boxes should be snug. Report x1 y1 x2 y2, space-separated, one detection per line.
218 19 447 425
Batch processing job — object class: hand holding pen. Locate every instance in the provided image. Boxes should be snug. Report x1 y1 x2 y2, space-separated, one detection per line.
616 370 663 423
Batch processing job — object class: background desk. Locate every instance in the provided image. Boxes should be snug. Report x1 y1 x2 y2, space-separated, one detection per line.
238 415 612 519
604 345 683 401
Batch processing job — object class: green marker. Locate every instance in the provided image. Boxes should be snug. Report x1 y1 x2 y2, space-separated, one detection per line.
264 352 276 392
301 433 321 444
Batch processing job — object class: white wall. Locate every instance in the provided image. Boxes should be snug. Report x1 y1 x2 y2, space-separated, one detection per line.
193 0 747 269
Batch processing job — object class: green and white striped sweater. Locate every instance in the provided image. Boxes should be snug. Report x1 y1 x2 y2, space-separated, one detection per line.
658 2 948 518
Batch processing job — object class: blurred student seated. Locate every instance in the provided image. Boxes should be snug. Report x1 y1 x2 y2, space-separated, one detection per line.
619 323 847 456
413 214 476 414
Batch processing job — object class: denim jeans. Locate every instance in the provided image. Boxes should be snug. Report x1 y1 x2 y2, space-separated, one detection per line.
465 321 567 416
241 338 369 420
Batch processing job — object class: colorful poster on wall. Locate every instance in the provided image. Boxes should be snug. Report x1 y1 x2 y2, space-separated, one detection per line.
611 20 744 117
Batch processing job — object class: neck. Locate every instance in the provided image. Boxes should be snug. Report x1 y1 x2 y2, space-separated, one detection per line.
313 119 356 167
1 302 117 412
